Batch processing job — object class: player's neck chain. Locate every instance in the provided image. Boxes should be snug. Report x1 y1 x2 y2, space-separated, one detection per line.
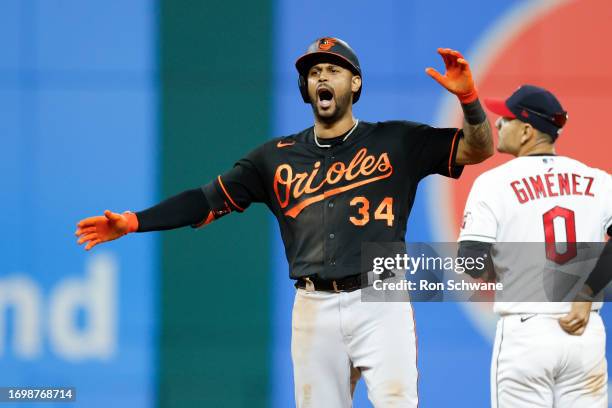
313 119 359 148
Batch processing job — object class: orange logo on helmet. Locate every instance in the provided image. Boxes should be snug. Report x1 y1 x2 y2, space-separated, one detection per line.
318 38 337 51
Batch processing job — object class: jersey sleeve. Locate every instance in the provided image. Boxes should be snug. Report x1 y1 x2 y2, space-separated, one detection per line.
196 145 268 227
458 174 498 243
407 122 464 180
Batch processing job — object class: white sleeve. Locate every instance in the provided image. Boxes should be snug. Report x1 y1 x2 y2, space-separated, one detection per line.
458 175 498 243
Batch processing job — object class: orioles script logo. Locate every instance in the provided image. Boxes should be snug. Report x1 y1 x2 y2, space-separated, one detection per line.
274 148 393 218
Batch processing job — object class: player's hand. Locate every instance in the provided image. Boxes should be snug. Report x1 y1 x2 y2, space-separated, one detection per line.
425 48 477 104
558 301 591 335
75 210 138 251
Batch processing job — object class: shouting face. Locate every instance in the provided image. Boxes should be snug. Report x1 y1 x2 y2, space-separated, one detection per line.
307 63 361 123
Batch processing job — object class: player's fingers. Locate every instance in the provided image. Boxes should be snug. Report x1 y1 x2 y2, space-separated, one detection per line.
558 319 570 331
104 210 121 221
442 48 458 68
563 317 587 334
77 233 98 245
425 68 447 86
573 326 586 336
85 239 101 251
558 315 575 333
567 324 584 335
77 217 98 229
439 51 454 68
566 321 580 333
77 232 98 243
568 322 586 335
449 49 465 59
75 226 96 237
436 48 452 65
457 58 470 69
561 324 578 335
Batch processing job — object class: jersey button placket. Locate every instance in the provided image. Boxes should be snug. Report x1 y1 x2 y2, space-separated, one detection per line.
324 151 337 271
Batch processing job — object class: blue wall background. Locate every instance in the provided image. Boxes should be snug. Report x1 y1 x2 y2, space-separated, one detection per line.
0 1 157 407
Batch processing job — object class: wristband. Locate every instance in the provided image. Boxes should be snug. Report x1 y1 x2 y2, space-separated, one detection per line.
461 98 487 125
458 88 478 105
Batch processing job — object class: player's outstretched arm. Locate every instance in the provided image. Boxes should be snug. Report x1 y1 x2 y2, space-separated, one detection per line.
76 145 267 251
76 210 138 251
426 48 493 165
75 188 212 251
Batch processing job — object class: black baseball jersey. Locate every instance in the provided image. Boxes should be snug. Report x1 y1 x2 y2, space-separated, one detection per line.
200 120 464 280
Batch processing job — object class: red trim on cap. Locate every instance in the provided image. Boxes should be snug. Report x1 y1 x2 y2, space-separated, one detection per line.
483 98 515 118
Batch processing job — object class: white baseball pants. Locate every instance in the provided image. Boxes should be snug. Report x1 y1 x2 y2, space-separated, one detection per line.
492 312 607 408
291 286 418 408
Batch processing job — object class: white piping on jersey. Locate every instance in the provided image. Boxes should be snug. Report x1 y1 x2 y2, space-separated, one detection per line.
313 119 359 148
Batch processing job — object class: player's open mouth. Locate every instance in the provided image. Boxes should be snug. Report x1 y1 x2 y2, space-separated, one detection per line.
317 88 334 109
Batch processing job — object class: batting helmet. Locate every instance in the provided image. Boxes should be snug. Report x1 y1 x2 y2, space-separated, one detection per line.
295 37 362 104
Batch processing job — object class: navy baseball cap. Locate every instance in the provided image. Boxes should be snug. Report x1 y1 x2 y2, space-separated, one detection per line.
484 85 568 139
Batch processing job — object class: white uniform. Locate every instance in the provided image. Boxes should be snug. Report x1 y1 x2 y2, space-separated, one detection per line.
459 155 612 407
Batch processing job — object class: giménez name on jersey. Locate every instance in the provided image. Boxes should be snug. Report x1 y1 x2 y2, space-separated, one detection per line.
373 279 503 292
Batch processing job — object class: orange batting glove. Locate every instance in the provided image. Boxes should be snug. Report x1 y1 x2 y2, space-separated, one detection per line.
75 210 139 251
425 48 477 104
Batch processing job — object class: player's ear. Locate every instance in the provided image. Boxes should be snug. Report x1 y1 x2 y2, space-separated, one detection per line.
351 75 362 93
494 117 503 130
520 124 533 145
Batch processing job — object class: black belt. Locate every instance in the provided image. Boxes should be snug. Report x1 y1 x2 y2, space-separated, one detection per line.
295 270 396 293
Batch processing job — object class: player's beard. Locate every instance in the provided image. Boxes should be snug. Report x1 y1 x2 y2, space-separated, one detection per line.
311 90 352 125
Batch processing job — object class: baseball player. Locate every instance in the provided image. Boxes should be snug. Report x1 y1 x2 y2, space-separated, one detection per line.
76 37 493 407
458 85 612 407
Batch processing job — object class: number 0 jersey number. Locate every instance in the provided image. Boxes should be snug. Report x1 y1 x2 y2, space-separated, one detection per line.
349 197 394 227
542 205 577 264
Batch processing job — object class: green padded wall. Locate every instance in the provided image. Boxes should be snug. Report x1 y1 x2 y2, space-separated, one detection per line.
159 2 272 406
